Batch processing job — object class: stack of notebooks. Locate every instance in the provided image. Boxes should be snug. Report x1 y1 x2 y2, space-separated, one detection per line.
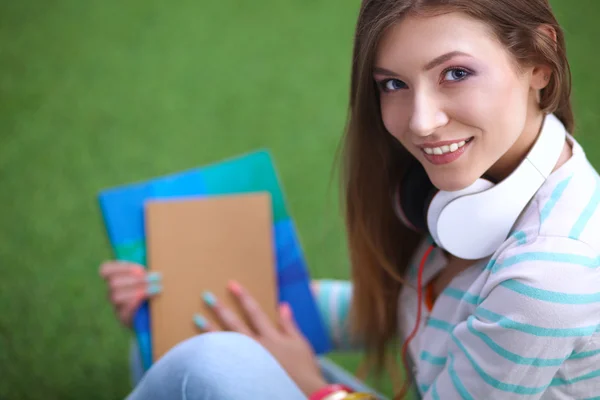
98 149 331 371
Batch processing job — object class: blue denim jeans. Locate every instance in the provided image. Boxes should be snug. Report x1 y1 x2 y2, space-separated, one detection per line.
126 332 388 400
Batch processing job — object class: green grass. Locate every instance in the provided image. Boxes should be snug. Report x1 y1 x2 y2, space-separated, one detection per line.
1 0 599 399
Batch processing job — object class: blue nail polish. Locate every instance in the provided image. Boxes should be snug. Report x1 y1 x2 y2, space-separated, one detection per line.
203 291 217 307
147 283 162 296
194 314 207 330
146 272 162 283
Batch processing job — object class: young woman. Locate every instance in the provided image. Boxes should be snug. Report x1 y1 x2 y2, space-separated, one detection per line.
100 0 600 398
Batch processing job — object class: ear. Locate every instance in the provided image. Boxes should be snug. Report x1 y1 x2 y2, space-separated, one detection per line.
530 24 558 90
531 64 552 90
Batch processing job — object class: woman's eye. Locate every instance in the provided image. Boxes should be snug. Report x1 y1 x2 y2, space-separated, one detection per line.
381 79 407 92
443 68 470 82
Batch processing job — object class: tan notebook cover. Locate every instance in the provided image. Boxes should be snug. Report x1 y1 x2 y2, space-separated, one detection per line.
144 192 278 362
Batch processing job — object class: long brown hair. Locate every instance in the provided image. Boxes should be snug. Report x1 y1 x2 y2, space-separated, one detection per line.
340 0 573 396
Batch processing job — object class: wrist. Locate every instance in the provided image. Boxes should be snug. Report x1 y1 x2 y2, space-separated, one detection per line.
308 383 377 400
309 384 353 400
301 375 329 397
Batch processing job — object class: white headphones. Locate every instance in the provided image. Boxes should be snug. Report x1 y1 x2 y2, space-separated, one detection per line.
395 113 567 260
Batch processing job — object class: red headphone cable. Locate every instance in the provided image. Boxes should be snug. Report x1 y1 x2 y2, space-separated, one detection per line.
398 243 436 398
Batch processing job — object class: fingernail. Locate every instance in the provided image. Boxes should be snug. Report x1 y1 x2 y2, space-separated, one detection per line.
202 291 217 307
145 272 162 283
228 280 242 296
193 314 208 330
146 283 162 296
280 302 292 319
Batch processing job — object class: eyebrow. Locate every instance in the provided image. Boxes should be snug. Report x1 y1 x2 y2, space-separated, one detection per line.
373 51 472 76
424 51 471 71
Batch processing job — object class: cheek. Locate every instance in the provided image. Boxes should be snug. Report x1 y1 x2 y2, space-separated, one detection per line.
380 96 410 142
448 73 529 141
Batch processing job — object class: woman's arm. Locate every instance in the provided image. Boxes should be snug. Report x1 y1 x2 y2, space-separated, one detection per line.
311 279 363 352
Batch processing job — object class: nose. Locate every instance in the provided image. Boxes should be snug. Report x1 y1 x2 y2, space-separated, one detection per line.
409 91 448 136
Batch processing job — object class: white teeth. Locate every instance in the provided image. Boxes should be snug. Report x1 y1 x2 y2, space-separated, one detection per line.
423 139 469 155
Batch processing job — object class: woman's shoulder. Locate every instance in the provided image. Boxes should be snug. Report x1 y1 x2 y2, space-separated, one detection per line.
512 135 600 255
483 134 600 300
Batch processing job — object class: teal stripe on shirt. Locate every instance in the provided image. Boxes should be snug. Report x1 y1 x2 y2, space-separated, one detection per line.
431 382 440 400
421 351 447 366
408 263 418 280
501 279 600 304
540 175 573 224
466 317 568 366
511 230 527 245
336 282 352 348
490 252 600 273
570 348 600 360
428 314 587 366
439 359 600 393
450 333 550 395
551 367 600 386
475 307 598 337
569 179 600 240
448 352 476 400
427 318 455 333
315 282 333 341
442 287 481 305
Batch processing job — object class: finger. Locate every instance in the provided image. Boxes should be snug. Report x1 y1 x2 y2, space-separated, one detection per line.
110 287 145 306
193 313 217 333
110 282 162 306
228 280 276 337
117 289 147 326
278 302 301 336
115 282 162 326
108 275 146 292
108 271 161 292
99 261 145 278
202 291 252 336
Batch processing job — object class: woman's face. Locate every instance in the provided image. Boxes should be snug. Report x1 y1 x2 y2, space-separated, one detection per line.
374 11 550 191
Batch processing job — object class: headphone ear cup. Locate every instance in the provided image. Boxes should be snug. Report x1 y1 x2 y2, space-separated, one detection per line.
427 178 495 250
393 162 437 233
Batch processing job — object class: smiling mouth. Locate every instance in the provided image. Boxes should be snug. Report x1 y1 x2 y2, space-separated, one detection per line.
421 137 474 155
420 137 474 166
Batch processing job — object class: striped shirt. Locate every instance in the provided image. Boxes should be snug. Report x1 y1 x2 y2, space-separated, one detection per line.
313 133 600 398
399 133 600 399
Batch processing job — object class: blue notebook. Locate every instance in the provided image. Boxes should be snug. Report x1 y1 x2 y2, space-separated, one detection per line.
98 149 332 371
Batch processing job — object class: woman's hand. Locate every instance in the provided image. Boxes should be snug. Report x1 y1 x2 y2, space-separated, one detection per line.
99 261 162 328
194 281 328 396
